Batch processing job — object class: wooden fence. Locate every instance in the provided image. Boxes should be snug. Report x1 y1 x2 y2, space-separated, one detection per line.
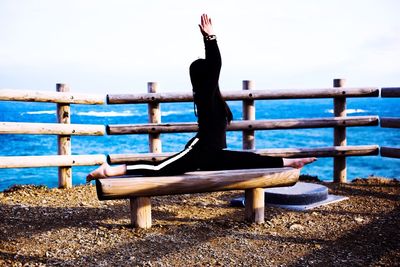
0 80 398 189
0 84 106 188
380 87 400 158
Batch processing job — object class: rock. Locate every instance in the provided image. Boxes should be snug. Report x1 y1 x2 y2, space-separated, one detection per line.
354 217 364 223
289 224 304 231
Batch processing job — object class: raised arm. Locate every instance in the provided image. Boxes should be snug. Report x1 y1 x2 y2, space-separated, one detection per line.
198 14 221 89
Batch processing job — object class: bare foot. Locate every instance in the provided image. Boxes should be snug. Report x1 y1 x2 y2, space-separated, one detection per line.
283 157 317 169
86 163 110 183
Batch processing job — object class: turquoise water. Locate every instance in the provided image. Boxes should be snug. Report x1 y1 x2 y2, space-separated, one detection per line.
0 97 399 191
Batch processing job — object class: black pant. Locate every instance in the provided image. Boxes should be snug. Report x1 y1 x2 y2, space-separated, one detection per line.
126 137 283 176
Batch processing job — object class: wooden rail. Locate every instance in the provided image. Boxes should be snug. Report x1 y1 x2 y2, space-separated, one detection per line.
108 145 379 164
380 118 400 128
380 147 400 159
0 155 106 168
381 87 400 97
96 168 299 200
0 122 105 135
0 89 105 104
107 116 379 135
107 87 379 104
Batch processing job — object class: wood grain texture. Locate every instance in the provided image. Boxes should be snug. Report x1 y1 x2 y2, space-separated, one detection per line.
106 116 379 134
107 87 379 104
0 122 105 135
57 83 72 189
0 155 106 168
245 188 265 223
147 82 161 153
96 168 300 200
242 80 255 150
333 79 347 183
130 197 152 229
0 89 105 104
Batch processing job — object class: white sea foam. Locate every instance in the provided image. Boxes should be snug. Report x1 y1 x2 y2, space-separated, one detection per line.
25 110 56 115
161 110 192 116
326 108 367 114
77 110 139 117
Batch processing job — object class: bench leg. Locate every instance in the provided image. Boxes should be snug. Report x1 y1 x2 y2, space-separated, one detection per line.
130 197 152 229
244 188 265 223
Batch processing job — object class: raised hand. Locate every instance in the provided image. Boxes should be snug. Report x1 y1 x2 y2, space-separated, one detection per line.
198 13 215 37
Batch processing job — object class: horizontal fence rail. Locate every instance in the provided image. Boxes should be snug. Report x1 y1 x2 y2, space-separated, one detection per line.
0 155 106 168
0 89 105 104
107 87 379 104
381 87 400 97
380 147 400 159
380 118 400 128
0 122 106 135
107 116 379 135
108 145 380 164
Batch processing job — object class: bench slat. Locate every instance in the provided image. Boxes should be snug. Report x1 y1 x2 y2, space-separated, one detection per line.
96 168 300 200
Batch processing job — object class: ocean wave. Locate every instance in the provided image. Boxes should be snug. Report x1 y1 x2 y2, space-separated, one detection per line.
161 110 192 116
77 110 141 117
326 108 368 114
24 110 56 115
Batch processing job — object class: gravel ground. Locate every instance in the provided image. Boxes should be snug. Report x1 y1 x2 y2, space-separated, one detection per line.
0 177 399 266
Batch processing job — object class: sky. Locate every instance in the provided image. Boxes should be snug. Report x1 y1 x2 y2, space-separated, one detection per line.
0 0 399 95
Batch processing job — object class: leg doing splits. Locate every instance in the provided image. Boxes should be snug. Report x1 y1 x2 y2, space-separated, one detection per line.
86 157 317 183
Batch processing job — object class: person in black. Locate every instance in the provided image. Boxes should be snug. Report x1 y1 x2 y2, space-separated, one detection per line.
86 14 316 181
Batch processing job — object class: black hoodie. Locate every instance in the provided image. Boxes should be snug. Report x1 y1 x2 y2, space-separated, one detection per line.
190 38 232 150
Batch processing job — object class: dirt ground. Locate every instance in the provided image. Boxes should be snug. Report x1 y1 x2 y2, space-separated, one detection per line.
0 177 399 266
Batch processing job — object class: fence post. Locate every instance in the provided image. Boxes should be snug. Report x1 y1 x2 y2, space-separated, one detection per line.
129 81 161 228
56 83 72 188
333 78 347 183
147 82 162 153
242 80 255 150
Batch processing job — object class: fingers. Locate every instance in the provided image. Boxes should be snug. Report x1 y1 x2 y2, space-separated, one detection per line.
203 13 209 24
199 13 214 36
201 14 205 27
201 13 212 26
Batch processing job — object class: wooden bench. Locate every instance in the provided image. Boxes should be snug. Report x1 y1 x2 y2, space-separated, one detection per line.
95 167 300 229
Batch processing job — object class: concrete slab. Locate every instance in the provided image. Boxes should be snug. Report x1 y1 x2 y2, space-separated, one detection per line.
230 182 348 211
265 182 328 205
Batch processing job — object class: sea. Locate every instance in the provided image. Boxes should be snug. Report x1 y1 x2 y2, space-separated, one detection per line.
0 97 399 191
